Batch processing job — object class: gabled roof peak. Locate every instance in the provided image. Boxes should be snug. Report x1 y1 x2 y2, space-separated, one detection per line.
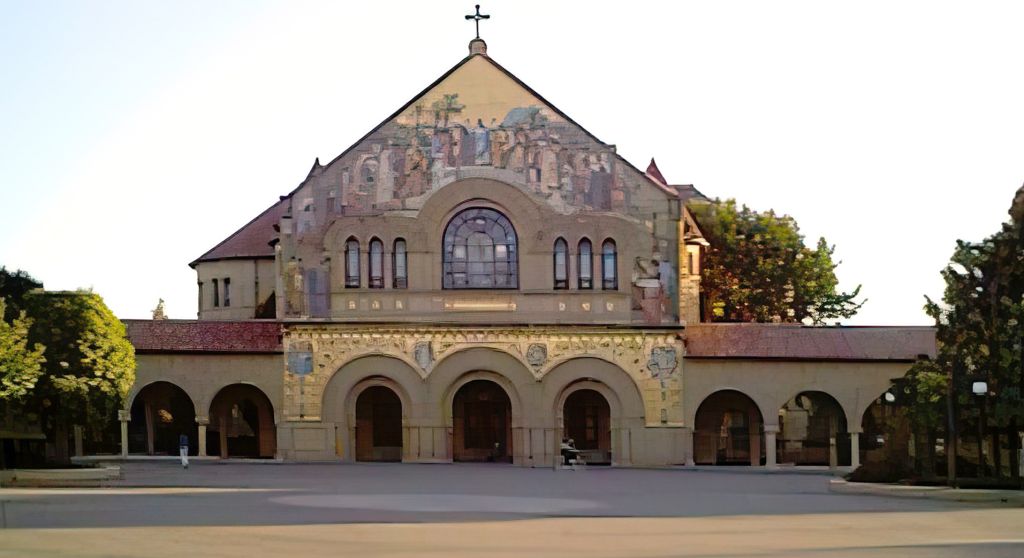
469 38 487 56
646 158 668 185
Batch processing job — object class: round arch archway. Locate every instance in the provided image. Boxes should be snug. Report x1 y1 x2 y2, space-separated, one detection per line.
451 379 513 463
128 381 197 456
354 385 404 462
320 355 422 462
778 391 850 466
694 390 765 466
562 389 612 465
208 384 276 458
544 357 646 467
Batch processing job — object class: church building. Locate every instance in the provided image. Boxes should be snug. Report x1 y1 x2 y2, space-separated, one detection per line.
121 27 934 469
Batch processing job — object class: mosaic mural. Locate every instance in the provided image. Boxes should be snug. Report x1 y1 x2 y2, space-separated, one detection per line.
278 54 683 322
292 56 661 235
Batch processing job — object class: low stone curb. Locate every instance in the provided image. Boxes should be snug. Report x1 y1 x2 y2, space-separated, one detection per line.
72 455 285 465
0 466 122 488
829 478 1024 505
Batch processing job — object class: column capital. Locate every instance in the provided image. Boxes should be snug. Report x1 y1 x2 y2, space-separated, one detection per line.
848 427 863 434
763 424 780 434
118 409 131 422
195 416 210 426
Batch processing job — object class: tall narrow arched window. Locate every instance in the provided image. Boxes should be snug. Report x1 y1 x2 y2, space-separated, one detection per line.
393 238 407 289
553 237 568 289
443 207 518 289
369 238 384 289
345 237 360 288
601 239 617 290
578 239 593 290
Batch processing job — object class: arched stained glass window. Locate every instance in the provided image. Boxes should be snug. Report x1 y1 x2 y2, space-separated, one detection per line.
553 237 568 289
345 237 360 288
602 239 617 290
443 207 518 289
393 238 407 289
369 238 384 289
578 239 593 290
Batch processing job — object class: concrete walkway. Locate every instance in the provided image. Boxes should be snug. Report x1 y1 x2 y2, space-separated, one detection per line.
1 462 1021 557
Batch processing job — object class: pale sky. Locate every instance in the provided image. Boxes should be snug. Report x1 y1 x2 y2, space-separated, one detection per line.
2 1 1022 325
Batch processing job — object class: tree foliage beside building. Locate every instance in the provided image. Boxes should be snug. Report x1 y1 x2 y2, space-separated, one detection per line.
0 298 46 401
25 291 136 441
692 199 863 324
922 185 1024 479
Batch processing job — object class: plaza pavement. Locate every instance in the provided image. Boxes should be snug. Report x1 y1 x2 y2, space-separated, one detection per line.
0 461 1022 557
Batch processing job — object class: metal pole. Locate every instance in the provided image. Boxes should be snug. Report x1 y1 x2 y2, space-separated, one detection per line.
978 394 987 478
946 362 958 486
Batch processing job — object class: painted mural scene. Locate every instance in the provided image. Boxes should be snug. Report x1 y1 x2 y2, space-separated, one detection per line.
2 3 1023 557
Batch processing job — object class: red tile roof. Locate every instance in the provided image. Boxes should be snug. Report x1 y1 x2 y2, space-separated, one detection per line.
684 324 936 361
189 199 288 267
124 320 282 353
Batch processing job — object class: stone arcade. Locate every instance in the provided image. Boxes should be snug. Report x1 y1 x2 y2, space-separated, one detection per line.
121 35 935 469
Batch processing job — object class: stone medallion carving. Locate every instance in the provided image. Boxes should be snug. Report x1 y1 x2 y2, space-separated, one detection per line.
646 346 677 378
413 341 433 371
526 343 548 369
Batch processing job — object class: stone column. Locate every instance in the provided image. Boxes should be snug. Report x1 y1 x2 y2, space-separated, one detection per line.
196 416 209 457
73 425 84 457
850 430 862 469
682 428 695 466
118 410 130 458
144 401 155 455
220 415 229 459
764 424 780 469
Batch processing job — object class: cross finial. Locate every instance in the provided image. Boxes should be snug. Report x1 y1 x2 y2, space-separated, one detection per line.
465 4 490 40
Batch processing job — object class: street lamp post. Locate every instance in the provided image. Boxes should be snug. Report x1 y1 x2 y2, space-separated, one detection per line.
946 360 960 487
973 381 988 478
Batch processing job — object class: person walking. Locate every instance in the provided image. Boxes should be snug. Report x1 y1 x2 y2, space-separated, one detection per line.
179 433 189 469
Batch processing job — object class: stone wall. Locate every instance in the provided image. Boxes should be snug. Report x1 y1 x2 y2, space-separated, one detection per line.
276 324 685 466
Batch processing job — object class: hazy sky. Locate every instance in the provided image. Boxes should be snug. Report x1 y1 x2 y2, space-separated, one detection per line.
2 1 1022 324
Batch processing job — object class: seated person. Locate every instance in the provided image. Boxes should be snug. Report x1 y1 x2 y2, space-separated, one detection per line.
560 437 580 465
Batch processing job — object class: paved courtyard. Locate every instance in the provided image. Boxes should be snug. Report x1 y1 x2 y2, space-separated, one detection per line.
1 462 1022 557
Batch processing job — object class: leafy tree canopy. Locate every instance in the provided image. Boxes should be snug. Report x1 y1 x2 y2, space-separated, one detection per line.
0 267 43 322
25 291 136 435
0 297 46 401
924 185 1024 430
691 199 863 324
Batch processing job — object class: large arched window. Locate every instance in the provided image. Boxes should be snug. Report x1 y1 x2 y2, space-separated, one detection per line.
601 239 617 290
443 207 518 289
345 237 360 288
393 238 407 289
578 239 593 290
369 238 384 289
553 237 568 289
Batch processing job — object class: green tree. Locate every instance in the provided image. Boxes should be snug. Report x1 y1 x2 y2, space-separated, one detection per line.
0 298 46 401
25 291 136 461
692 199 863 323
924 184 1024 480
0 267 43 322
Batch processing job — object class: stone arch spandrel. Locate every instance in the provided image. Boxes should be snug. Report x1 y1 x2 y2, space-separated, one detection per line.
418 178 544 243
321 355 424 424
542 357 644 422
126 379 200 418
200 379 282 424
416 177 647 255
773 387 859 436
429 347 535 422
687 386 774 431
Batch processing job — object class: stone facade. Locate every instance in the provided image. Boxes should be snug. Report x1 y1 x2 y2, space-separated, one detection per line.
121 39 936 469
274 325 683 465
